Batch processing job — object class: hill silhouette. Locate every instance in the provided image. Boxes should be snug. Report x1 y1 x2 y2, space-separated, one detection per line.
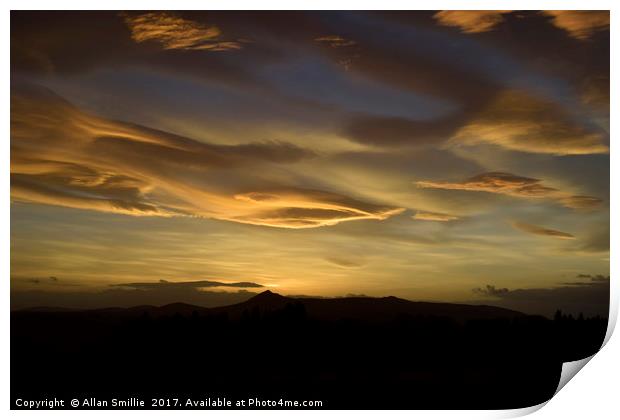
11 291 607 409
15 290 525 320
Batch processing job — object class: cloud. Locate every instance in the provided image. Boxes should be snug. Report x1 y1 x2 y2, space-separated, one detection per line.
20 276 74 286
557 195 603 210
315 35 357 48
412 211 460 222
541 11 609 40
448 90 608 155
433 11 609 40
232 188 403 228
344 90 607 154
314 35 359 69
343 114 462 148
511 222 575 240
472 284 510 297
324 256 364 268
11 84 403 228
469 275 609 317
122 12 243 51
114 279 264 290
559 275 611 286
416 172 602 210
433 11 512 33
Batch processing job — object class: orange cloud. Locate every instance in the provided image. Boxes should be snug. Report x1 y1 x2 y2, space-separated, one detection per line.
231 189 403 228
448 90 608 155
433 11 512 33
512 222 575 240
11 84 403 229
542 11 609 40
412 211 460 222
416 172 602 210
123 12 243 51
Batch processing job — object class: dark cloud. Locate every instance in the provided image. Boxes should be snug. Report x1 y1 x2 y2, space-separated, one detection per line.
114 279 264 289
472 284 510 297
512 222 575 240
469 275 609 317
342 114 462 148
15 276 74 287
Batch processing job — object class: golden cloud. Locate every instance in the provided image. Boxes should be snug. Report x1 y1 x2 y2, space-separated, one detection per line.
448 90 608 155
433 11 512 33
512 222 575 240
231 189 403 228
416 172 602 210
123 12 243 51
542 11 609 40
412 211 460 222
11 84 403 229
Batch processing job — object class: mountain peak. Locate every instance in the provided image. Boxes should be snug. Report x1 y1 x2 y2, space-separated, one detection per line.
246 290 287 305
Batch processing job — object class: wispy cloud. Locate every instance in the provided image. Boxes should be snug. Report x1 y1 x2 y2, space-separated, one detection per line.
123 12 243 51
416 172 602 210
511 221 575 240
412 211 460 222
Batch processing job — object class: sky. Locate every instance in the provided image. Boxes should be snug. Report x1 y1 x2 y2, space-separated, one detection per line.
10 11 610 315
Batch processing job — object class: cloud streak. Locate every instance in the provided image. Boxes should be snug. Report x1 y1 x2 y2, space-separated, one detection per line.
511 222 575 240
416 172 602 210
412 211 460 222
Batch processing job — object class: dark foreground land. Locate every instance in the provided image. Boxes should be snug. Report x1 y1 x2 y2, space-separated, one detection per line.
11 291 607 409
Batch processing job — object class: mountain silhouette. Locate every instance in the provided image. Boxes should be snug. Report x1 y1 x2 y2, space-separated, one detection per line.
15 290 525 322
11 290 607 410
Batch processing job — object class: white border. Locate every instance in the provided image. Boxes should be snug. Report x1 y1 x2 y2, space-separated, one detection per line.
3 1 617 419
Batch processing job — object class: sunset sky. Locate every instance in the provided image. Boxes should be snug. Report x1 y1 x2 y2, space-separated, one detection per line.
10 11 610 313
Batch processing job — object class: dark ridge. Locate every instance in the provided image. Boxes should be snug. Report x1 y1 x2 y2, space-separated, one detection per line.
13 290 526 320
11 289 607 409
